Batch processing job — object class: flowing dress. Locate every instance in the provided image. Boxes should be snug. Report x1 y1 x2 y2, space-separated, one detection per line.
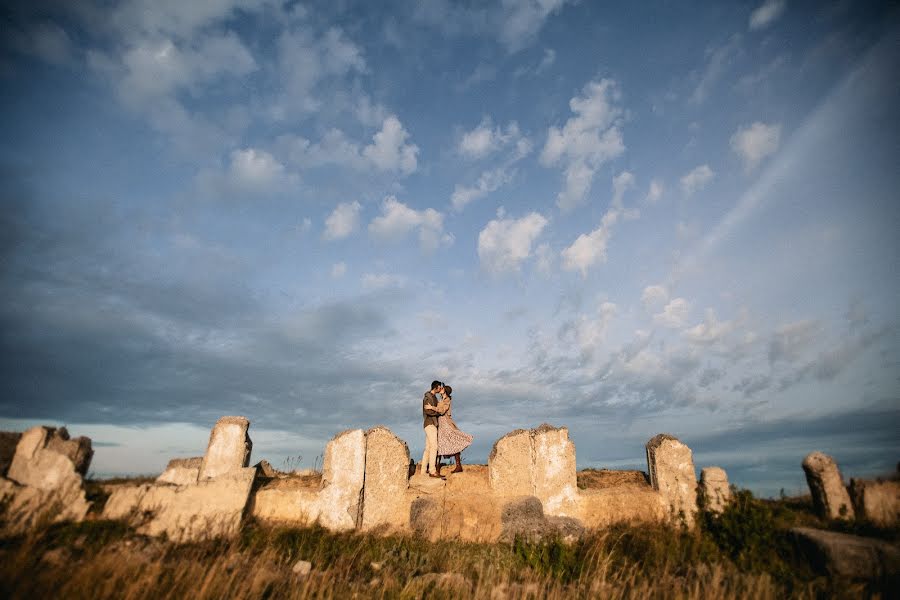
436 398 473 456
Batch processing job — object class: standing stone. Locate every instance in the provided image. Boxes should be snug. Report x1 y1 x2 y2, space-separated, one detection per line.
198 416 252 481
317 429 366 530
802 452 854 520
646 434 698 528
531 425 578 517
157 457 202 486
361 426 410 530
700 467 731 513
849 478 899 526
1 432 22 477
488 429 532 496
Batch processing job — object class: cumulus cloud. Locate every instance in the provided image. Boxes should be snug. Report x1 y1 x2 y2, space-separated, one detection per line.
368 196 453 252
730 122 781 172
458 118 527 159
680 164 715 196
684 309 735 345
362 116 419 175
197 147 296 197
498 0 572 52
540 79 626 211
749 0 786 30
478 212 549 274
641 285 669 312
653 298 691 329
612 171 635 206
644 180 664 204
323 201 362 240
451 168 514 211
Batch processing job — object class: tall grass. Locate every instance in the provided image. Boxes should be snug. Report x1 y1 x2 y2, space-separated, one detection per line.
1 490 895 599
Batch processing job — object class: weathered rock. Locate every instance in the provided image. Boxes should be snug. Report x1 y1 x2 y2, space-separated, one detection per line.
44 427 93 476
254 460 277 478
790 527 900 579
645 434 698 528
0 475 90 533
849 478 900 526
802 452 854 520
106 467 258 542
489 429 532 496
8 426 94 489
361 426 410 530
700 466 731 513
248 476 321 524
531 425 578 517
156 457 201 486
198 416 252 481
317 429 366 530
499 496 584 544
488 425 579 517
0 431 22 477
292 559 312 577
575 487 667 527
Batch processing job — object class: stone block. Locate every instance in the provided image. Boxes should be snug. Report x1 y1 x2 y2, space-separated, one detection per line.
575 487 667 527
498 495 584 544
156 457 202 486
849 478 900 526
531 424 578 517
198 416 252 481
361 426 410 530
45 427 93 476
0 475 91 533
802 452 854 520
790 527 900 579
0 432 22 477
8 426 94 490
318 429 366 530
488 429 532 496
646 434 698 528
700 466 731 514
254 460 277 478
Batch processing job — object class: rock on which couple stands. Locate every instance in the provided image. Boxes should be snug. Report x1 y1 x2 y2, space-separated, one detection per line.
198 416 252 481
156 457 202 486
361 426 410 530
700 466 732 514
790 527 900 579
318 429 366 530
646 434 698 528
1 426 94 532
849 478 900 527
488 425 579 518
802 452 854 520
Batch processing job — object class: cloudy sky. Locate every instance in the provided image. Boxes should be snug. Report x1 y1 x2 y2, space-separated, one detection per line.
1 0 897 496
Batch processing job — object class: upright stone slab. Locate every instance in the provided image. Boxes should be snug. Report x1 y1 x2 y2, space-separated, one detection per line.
157 457 202 486
198 416 252 481
361 426 410 530
646 434 698 528
700 466 731 513
802 452 854 520
531 425 578 517
849 478 899 526
318 429 366 530
488 429 533 496
0 431 22 477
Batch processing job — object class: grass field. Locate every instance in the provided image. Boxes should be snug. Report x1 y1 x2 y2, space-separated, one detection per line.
1 485 897 599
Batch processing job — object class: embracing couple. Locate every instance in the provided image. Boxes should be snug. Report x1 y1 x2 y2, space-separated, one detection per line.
421 380 474 479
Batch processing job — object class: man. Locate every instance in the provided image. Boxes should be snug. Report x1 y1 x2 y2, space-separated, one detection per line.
422 380 448 478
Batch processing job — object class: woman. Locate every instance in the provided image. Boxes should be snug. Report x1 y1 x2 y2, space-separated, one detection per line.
435 385 473 473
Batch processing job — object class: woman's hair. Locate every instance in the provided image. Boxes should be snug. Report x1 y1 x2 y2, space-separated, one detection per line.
443 385 452 397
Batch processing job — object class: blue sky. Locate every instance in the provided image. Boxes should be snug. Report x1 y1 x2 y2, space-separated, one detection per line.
1 0 897 496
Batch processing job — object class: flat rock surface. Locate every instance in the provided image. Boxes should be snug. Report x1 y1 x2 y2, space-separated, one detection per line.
790 527 900 579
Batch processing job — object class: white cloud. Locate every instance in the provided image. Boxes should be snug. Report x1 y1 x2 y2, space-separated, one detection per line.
749 0 786 30
653 298 691 329
229 148 285 187
535 243 555 275
499 0 571 52
368 196 452 251
323 201 362 241
458 118 527 160
477 212 549 274
612 171 635 207
684 309 734 344
641 285 669 312
560 210 618 276
680 164 715 196
451 167 514 211
540 79 626 211
690 35 742 105
331 262 347 278
361 272 407 290
644 180 664 204
730 122 781 172
362 116 419 175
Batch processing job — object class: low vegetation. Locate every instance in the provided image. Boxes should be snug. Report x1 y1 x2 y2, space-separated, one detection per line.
0 486 896 599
